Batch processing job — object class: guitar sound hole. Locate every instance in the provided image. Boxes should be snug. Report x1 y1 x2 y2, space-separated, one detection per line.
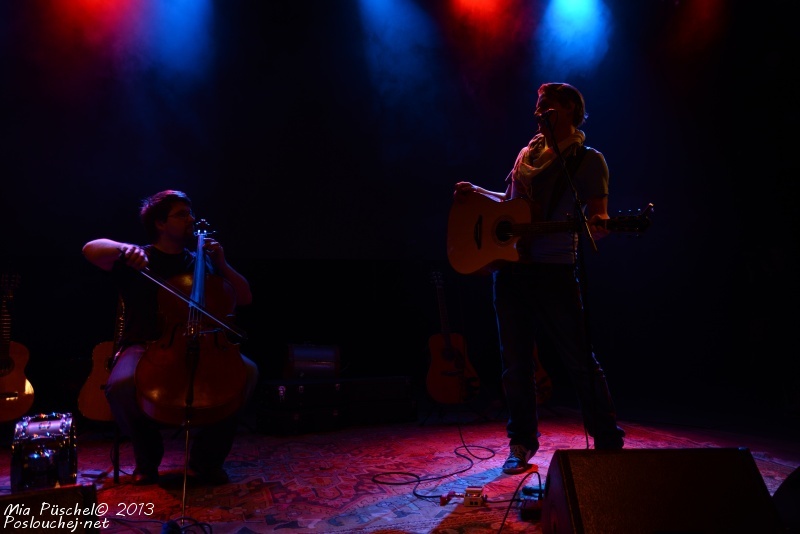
442 348 464 367
495 221 512 242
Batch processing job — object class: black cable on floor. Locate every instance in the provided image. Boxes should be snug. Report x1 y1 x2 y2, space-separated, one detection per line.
371 421 496 501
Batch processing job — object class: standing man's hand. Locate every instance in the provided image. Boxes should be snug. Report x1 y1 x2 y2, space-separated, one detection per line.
587 214 611 240
454 181 477 199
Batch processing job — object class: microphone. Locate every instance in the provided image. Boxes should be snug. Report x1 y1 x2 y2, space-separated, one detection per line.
535 109 557 122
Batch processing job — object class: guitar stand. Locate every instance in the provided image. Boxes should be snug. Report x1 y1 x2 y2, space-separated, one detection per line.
419 397 492 427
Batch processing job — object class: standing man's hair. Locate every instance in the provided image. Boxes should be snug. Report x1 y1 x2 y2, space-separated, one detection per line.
539 83 587 128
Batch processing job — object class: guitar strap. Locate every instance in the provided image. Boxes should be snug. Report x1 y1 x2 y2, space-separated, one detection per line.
546 144 588 221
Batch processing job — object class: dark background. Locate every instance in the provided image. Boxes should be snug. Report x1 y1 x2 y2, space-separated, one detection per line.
1 1 797 429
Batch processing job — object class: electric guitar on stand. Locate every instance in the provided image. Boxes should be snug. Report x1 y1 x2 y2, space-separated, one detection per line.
0 273 35 423
78 296 125 421
426 271 480 405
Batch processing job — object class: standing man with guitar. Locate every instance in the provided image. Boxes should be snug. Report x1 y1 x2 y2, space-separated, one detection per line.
453 82 624 474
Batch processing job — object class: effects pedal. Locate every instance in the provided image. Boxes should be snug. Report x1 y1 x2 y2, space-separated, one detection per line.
464 486 486 507
519 484 544 521
439 487 487 506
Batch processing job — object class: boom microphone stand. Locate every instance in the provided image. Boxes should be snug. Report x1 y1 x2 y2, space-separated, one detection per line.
537 110 597 253
518 111 600 520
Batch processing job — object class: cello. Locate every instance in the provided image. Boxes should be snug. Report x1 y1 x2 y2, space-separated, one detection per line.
134 219 248 428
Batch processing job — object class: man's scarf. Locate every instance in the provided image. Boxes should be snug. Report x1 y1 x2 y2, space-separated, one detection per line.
511 130 586 198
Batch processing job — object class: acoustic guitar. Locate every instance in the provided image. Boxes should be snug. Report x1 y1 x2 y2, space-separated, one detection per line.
0 273 35 423
447 193 653 275
425 271 480 405
78 297 125 421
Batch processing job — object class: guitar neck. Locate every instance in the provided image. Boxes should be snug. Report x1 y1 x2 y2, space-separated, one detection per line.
511 220 580 236
510 215 646 237
1 274 21 361
437 287 453 344
1 296 10 359
432 272 453 347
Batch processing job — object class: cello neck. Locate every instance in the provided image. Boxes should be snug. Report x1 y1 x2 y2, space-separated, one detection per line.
186 220 212 338
190 222 210 309
135 219 247 341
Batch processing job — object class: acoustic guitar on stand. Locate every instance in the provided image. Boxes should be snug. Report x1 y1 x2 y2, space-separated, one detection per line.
0 273 35 423
447 192 653 275
425 271 480 405
78 297 125 421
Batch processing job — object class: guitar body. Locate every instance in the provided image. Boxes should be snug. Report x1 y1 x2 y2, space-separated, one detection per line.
447 193 530 276
426 332 480 405
426 272 481 405
448 193 653 275
0 340 35 422
77 340 115 421
0 273 35 423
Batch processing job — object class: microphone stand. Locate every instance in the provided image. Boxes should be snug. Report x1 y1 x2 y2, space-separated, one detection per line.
538 113 604 464
540 115 598 253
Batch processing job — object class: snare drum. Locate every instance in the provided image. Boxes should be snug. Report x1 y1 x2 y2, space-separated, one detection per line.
11 412 77 492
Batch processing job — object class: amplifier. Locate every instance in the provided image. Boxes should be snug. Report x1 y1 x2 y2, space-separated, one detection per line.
283 343 340 379
11 412 77 492
257 378 343 435
256 375 418 434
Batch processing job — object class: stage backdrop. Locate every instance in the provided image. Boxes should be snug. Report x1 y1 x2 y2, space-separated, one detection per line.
1 1 797 422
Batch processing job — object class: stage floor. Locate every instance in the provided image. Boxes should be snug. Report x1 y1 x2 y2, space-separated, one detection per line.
1 400 798 533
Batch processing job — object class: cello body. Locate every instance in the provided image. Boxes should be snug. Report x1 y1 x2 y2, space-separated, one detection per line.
134 227 247 427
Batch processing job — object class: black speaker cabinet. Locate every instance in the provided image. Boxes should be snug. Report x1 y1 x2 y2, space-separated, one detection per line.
542 448 784 534
773 466 800 533
0 483 100 533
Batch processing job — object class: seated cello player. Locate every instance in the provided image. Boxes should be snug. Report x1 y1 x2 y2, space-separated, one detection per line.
82 189 259 486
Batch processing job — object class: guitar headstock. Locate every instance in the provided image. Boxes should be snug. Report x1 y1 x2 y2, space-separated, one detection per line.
1 273 20 301
607 202 654 235
430 271 443 289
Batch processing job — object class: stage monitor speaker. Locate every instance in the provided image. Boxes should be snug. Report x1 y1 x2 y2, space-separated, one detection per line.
0 483 101 533
773 466 800 533
542 447 784 534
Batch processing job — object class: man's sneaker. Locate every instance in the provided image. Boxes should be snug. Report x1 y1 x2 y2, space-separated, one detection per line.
502 444 534 474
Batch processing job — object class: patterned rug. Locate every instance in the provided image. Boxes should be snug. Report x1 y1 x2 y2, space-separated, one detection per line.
1 406 797 533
